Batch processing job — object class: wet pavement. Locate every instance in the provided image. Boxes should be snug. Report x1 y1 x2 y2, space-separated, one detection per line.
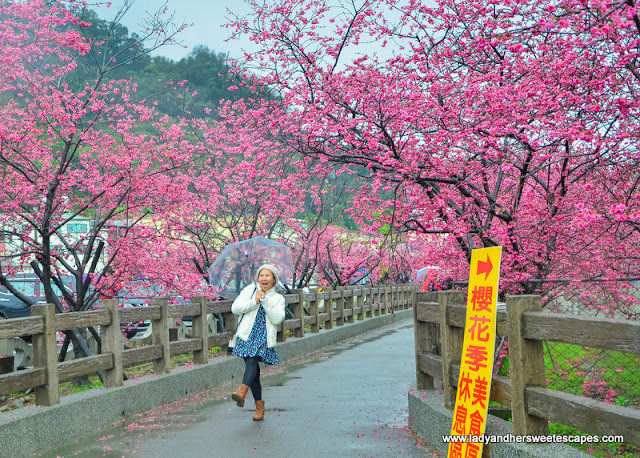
40 320 433 457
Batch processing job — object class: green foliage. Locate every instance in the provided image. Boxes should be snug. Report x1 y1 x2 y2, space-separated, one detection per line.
72 9 150 81
497 343 639 405
614 396 632 407
172 353 191 364
59 377 104 396
548 423 637 457
496 345 639 457
544 342 640 405
128 46 264 118
497 354 510 377
61 8 271 120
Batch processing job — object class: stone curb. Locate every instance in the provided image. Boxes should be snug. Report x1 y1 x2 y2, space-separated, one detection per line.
408 385 590 457
0 309 412 457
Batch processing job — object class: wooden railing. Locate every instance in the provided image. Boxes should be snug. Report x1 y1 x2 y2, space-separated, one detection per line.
413 291 640 448
0 284 416 407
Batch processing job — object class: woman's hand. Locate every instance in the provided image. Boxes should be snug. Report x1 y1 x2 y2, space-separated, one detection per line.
255 290 267 304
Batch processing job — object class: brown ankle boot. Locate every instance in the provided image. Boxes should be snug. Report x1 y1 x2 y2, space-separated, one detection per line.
232 384 249 407
253 400 265 421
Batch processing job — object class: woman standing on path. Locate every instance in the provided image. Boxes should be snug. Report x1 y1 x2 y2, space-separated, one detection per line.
230 264 286 421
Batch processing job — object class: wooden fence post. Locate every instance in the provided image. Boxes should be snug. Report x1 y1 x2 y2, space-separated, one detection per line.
413 291 435 391
391 286 397 312
439 290 466 409
374 286 382 316
324 287 334 329
192 296 209 365
32 304 59 406
151 297 170 374
346 286 355 323
335 286 345 326
294 289 305 337
223 309 238 353
391 285 402 313
362 286 370 318
101 299 124 388
404 286 410 309
384 286 390 314
309 288 320 333
380 286 387 314
369 286 375 316
356 286 365 321
506 295 549 436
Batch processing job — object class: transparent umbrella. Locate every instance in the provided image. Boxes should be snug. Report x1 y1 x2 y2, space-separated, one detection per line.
208 236 294 299
416 266 440 285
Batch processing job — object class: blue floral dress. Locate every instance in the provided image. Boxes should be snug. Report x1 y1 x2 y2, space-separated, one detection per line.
232 304 279 365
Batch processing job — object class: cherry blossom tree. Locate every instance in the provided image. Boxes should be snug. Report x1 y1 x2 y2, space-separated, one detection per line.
174 99 420 291
162 98 309 293
226 0 640 311
0 0 197 312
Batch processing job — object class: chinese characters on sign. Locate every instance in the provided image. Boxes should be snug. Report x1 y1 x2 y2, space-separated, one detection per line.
448 247 502 458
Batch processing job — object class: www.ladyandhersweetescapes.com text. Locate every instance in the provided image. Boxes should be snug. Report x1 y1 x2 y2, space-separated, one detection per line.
442 433 624 445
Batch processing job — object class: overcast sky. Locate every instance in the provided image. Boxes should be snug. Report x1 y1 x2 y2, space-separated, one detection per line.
106 0 256 61
101 0 407 70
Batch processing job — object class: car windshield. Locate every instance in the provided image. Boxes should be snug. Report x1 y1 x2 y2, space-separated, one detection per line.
7 280 65 299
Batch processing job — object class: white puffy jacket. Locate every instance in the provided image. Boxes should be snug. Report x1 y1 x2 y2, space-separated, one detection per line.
231 283 286 348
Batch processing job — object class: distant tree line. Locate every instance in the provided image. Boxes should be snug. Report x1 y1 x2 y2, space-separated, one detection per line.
65 8 266 119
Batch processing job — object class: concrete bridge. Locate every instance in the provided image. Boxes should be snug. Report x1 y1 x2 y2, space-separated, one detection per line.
39 316 425 457
0 286 423 458
1 287 639 457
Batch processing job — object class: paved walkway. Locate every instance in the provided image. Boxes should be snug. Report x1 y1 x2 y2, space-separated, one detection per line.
43 320 432 457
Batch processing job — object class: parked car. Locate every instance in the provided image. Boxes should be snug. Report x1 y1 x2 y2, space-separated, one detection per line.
0 273 75 320
0 283 30 320
0 274 76 344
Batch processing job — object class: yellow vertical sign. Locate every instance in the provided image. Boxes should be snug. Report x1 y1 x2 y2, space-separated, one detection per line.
448 246 502 458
